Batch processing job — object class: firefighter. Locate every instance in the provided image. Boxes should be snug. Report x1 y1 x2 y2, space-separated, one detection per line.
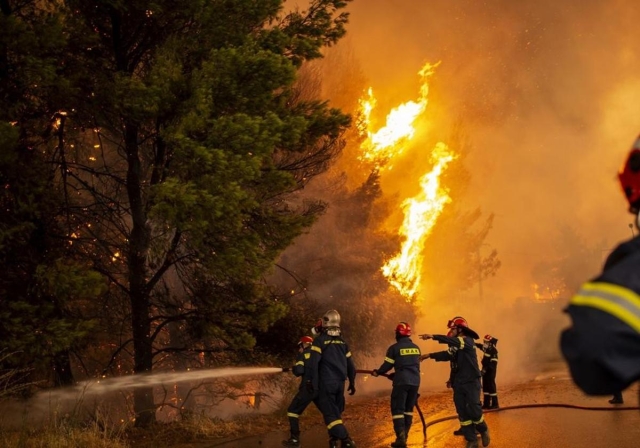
371 322 421 448
282 336 316 447
475 335 499 409
561 138 640 401
306 309 357 448
421 327 464 436
420 317 490 448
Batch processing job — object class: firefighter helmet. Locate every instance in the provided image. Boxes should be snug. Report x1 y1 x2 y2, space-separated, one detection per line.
396 322 412 336
311 318 323 336
619 138 640 213
322 309 341 328
484 334 498 345
447 316 468 329
447 316 479 339
298 335 313 347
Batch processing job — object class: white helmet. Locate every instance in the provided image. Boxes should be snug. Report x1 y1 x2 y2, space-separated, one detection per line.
322 310 341 336
322 309 341 328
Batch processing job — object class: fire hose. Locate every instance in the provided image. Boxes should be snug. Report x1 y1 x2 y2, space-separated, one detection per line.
282 367 640 439
353 370 640 439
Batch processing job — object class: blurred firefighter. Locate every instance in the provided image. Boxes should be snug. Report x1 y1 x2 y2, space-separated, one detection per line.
306 310 357 448
475 334 499 409
421 326 464 436
560 138 640 404
282 336 316 447
420 317 490 448
371 322 421 448
311 318 323 336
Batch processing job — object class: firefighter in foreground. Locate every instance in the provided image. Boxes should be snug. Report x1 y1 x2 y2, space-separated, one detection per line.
306 310 357 448
421 326 464 435
371 322 421 448
561 138 640 401
475 334 499 409
282 336 316 447
420 317 490 448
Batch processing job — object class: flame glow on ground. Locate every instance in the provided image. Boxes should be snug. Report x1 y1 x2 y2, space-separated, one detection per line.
357 62 457 301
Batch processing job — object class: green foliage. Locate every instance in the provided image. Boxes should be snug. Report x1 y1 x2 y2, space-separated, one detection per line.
1 2 353 414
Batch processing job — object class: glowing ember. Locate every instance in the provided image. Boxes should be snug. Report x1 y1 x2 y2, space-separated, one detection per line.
382 143 456 299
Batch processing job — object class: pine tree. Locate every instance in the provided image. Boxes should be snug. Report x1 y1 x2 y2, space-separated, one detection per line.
0 0 352 425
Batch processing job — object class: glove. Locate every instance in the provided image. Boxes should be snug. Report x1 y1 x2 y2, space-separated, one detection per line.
387 372 395 381
347 382 356 395
446 381 452 389
481 369 486 376
419 334 433 340
420 354 430 361
282 367 291 373
371 369 379 377
305 381 314 394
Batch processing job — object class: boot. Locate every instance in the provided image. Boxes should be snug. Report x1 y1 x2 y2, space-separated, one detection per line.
609 393 623 404
480 428 491 447
453 427 464 436
465 439 479 448
482 395 491 409
489 396 499 409
282 436 301 447
390 431 407 447
329 437 339 448
341 437 357 448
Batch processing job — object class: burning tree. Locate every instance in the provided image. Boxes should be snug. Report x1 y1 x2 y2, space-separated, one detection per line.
1 0 352 426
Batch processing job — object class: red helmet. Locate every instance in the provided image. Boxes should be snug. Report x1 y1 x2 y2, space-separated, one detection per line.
484 334 498 344
447 316 480 339
298 336 313 347
311 319 323 336
619 138 640 213
395 322 412 336
447 316 468 329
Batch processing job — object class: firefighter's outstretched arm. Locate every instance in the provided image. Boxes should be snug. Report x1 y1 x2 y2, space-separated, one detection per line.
424 349 453 362
421 333 468 349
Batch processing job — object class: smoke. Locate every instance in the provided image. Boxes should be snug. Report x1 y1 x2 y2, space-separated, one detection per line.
344 0 639 296
276 0 640 385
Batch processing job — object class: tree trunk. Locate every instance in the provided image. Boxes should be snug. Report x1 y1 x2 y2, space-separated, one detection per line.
52 350 74 387
125 121 155 426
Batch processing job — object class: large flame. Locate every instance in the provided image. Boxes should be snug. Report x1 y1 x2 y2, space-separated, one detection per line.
382 143 456 299
358 63 438 167
357 62 456 301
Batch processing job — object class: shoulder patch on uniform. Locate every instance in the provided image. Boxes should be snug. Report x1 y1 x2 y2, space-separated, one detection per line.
304 353 310 359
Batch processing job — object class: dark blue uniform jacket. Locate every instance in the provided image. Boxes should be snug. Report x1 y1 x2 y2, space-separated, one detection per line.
306 332 356 390
432 335 481 387
375 336 421 386
561 235 640 395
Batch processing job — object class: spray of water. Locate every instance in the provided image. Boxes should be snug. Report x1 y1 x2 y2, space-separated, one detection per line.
44 367 284 399
0 367 285 429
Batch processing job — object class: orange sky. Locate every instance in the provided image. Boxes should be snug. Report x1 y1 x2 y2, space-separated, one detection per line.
332 0 640 300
